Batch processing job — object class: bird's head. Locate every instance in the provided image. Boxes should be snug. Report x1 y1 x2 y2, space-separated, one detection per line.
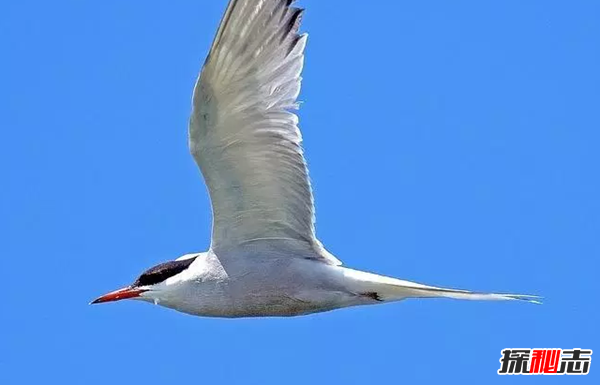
90 254 200 305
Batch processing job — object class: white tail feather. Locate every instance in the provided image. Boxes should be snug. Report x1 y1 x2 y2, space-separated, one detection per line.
341 267 542 304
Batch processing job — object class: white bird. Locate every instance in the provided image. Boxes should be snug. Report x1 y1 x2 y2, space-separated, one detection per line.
91 0 540 317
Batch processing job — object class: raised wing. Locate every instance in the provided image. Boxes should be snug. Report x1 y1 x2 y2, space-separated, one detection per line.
189 0 340 265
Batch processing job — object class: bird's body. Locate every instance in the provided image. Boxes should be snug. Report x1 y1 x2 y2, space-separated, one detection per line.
92 0 539 317
148 248 368 318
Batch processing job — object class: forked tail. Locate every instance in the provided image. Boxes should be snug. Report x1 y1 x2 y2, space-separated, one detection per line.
341 268 542 304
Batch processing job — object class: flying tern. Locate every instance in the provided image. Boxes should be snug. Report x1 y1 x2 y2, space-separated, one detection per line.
92 0 540 317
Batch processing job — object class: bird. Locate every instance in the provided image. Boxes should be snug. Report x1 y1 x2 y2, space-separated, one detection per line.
91 0 540 317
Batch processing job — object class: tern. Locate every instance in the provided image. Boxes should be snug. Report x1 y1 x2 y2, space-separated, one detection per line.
92 0 540 317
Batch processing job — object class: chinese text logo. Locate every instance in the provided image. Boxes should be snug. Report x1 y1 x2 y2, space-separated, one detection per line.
498 348 592 375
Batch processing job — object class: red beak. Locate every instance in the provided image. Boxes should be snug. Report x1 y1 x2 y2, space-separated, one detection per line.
90 287 147 304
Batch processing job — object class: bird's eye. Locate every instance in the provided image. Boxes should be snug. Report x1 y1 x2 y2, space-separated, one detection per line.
135 271 164 287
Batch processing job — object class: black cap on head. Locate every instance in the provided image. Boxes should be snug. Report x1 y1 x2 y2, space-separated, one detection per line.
132 256 197 287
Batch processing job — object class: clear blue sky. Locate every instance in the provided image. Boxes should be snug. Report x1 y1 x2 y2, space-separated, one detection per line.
1 0 598 383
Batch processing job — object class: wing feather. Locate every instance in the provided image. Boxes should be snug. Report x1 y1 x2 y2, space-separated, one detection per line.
189 0 340 265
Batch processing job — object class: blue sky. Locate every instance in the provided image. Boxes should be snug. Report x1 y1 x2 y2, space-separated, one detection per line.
1 0 598 383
